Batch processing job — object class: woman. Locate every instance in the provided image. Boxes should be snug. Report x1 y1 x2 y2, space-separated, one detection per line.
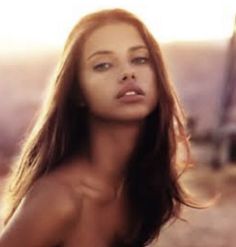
0 8 197 247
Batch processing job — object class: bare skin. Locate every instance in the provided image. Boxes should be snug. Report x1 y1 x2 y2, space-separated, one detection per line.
0 139 137 247
0 22 158 247
48 155 136 247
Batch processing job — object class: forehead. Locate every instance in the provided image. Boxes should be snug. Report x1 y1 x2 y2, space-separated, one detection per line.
82 22 146 57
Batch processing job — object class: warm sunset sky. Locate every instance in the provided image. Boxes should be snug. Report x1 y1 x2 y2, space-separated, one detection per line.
0 0 235 53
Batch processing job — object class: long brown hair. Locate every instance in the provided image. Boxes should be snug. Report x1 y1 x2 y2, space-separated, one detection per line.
1 8 198 246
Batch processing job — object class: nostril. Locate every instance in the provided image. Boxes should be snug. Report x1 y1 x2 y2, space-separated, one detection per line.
120 72 136 82
121 74 135 81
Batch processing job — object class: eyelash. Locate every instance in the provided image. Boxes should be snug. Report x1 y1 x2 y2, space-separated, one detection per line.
93 62 112 72
131 56 150 65
93 56 150 72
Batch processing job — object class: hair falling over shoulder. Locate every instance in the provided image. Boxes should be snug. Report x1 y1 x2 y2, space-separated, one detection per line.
0 8 202 246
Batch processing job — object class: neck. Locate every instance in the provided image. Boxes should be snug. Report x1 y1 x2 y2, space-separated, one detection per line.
87 116 144 193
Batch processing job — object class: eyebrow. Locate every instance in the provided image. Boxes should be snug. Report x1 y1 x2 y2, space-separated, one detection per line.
87 45 148 61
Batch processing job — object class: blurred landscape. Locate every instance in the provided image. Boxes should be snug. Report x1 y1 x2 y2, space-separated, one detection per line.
0 40 231 160
154 164 236 247
0 39 236 246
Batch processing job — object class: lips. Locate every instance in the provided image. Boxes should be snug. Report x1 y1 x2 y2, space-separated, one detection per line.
116 84 145 99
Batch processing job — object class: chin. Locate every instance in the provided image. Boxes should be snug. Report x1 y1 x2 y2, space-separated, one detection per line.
91 105 156 123
110 109 153 122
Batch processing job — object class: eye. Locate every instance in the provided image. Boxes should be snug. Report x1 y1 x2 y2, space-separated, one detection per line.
93 62 112 72
131 56 150 65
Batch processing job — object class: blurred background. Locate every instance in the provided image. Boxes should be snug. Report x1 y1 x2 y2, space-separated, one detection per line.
0 0 236 246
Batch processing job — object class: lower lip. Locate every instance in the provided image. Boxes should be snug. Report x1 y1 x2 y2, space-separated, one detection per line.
117 94 144 103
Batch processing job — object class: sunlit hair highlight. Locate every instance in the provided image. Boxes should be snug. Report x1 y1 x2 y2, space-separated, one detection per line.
1 8 199 246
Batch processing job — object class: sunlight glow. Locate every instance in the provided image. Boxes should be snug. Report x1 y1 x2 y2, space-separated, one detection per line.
0 0 235 52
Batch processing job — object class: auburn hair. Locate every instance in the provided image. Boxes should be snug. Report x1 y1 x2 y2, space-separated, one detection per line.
1 8 198 246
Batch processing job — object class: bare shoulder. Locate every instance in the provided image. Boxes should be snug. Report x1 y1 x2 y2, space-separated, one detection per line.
0 175 82 247
27 174 81 215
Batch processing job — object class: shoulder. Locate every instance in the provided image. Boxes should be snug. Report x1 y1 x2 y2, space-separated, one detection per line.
26 175 81 219
0 175 82 246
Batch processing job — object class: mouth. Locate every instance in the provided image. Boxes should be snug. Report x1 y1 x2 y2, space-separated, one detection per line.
116 84 145 99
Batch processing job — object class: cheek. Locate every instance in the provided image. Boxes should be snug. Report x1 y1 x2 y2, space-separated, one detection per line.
139 68 158 101
79 72 115 107
147 79 159 109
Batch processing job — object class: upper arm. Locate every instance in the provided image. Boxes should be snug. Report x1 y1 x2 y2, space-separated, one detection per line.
0 178 81 247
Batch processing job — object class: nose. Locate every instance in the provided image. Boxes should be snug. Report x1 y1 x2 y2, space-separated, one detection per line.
120 72 136 83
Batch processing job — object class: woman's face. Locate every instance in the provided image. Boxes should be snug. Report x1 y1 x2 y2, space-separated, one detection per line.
78 22 158 122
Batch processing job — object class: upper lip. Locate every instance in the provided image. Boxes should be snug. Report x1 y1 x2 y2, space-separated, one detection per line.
116 83 145 98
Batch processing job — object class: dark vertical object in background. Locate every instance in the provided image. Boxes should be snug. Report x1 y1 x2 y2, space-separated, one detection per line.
211 15 236 169
219 15 236 126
